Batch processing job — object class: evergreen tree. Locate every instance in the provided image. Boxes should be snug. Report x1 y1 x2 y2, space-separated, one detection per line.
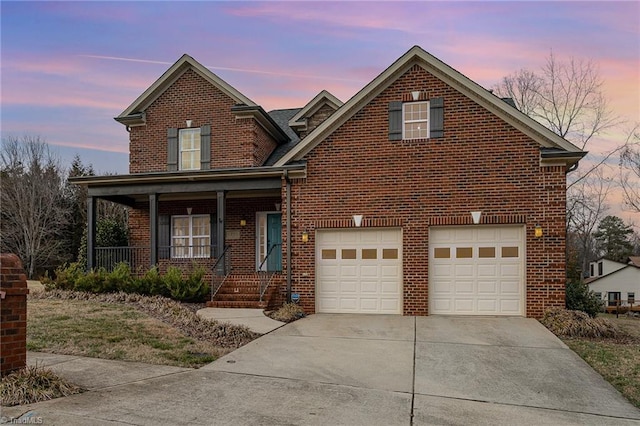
593 215 634 262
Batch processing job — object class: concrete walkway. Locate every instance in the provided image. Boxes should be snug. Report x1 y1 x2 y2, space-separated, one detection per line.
196 308 285 334
3 316 639 425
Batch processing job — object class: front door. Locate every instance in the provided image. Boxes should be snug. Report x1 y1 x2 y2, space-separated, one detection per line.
267 214 282 271
257 212 282 271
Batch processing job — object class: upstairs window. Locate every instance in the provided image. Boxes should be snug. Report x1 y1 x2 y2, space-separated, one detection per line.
179 128 201 170
598 261 603 276
167 125 211 171
403 102 429 140
389 98 443 141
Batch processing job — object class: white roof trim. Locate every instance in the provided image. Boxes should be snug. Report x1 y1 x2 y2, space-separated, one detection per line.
274 46 584 167
288 90 343 128
117 54 256 119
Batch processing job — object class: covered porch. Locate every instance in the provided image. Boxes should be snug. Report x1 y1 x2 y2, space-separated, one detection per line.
72 165 306 307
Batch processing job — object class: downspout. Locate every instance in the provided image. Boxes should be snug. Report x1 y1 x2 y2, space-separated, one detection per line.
285 170 292 303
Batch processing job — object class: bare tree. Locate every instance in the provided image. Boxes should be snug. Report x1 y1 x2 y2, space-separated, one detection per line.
494 51 617 151
1 136 71 277
566 168 612 276
620 124 640 213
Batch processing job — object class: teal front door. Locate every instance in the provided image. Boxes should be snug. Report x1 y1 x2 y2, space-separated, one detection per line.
266 213 282 271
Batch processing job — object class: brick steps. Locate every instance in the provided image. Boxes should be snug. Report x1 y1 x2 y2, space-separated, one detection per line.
208 273 281 309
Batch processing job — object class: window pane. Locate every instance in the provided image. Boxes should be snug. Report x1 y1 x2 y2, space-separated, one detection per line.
342 249 357 259
362 249 377 259
434 248 450 259
322 249 336 259
179 129 201 170
456 247 473 258
501 247 519 258
479 247 495 258
382 248 397 259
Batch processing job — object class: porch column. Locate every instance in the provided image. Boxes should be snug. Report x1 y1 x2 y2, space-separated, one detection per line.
86 196 96 271
217 191 225 273
149 193 158 267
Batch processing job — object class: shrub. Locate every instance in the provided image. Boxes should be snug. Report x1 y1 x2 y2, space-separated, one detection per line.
0 365 83 406
566 280 603 318
163 266 209 303
42 262 84 290
74 268 109 293
541 308 619 338
269 303 306 323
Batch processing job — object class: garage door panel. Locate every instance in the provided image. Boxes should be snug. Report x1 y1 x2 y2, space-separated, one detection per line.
454 264 473 277
477 281 497 294
455 281 474 293
477 299 498 312
430 226 524 316
317 229 402 314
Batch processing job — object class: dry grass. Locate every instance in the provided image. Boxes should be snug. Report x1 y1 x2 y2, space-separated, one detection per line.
1 365 83 407
542 310 640 409
27 290 259 368
540 308 619 338
267 303 305 323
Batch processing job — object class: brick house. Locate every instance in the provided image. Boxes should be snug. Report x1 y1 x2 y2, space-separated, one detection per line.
73 46 585 317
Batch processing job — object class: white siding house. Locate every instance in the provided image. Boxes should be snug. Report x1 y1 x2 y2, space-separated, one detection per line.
587 259 640 309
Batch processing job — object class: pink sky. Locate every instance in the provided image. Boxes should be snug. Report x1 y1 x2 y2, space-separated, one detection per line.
2 1 639 225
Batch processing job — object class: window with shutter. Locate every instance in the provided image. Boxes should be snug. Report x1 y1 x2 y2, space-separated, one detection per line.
179 128 201 170
389 98 444 141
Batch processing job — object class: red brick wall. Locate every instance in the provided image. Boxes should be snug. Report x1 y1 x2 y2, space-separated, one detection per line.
1 253 29 376
298 103 338 139
286 64 566 318
129 68 277 173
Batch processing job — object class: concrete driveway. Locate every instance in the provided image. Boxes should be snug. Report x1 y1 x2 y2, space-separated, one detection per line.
3 315 640 425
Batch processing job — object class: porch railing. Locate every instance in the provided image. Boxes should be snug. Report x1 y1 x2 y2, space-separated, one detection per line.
94 247 150 273
94 245 216 274
258 243 281 302
211 245 232 300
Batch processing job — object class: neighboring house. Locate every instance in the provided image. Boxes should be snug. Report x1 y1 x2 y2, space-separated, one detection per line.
72 46 586 317
587 257 640 309
585 257 627 280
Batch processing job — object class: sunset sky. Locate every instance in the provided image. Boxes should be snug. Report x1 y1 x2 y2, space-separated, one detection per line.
2 1 639 223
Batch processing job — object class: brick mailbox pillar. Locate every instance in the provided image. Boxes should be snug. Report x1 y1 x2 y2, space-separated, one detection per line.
1 253 29 376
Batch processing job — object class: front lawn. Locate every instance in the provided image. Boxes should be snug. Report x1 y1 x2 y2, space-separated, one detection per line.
562 315 640 408
27 290 258 368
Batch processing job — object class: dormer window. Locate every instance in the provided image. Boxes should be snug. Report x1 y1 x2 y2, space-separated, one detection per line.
179 128 201 170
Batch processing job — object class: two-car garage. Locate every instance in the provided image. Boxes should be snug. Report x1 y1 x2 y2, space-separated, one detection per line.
315 226 525 316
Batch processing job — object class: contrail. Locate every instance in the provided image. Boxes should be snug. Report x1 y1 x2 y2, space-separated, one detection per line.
79 54 362 82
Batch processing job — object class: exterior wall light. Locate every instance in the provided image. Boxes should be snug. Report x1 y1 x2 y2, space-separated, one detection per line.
534 224 543 238
240 219 247 227
301 231 309 243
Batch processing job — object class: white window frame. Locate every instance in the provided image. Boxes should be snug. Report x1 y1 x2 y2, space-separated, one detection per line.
179 128 201 171
402 101 429 140
171 214 210 258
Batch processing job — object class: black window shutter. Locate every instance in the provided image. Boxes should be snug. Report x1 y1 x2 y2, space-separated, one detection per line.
200 125 211 170
388 101 403 140
159 215 171 259
167 128 178 171
430 98 444 138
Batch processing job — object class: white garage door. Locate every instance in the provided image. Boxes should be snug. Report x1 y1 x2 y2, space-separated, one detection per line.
429 226 525 316
316 228 403 314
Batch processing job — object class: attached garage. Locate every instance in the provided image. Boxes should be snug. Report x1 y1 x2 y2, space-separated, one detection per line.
316 228 403 314
429 226 525 316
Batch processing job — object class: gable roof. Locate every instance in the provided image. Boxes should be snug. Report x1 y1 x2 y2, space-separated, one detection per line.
288 90 343 130
115 54 256 125
586 263 640 285
274 45 586 167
